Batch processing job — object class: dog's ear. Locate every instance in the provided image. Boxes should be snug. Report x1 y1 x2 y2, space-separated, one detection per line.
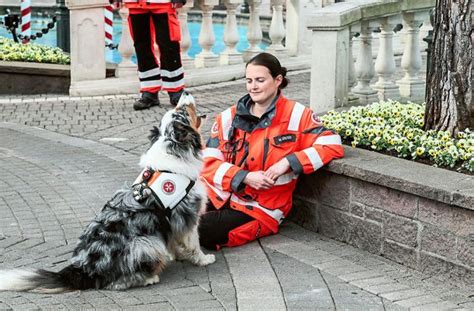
148 126 161 144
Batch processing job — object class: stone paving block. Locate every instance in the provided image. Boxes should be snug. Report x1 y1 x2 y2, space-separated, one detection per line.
338 269 386 282
395 295 442 308
381 289 427 301
364 282 411 295
322 263 368 276
313 259 355 270
350 276 395 288
123 302 174 311
410 300 461 311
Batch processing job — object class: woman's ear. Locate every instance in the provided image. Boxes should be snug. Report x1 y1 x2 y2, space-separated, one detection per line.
275 74 283 87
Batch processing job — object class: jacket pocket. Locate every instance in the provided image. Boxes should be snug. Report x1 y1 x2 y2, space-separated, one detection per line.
168 12 181 42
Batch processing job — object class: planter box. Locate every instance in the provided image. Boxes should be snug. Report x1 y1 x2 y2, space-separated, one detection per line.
291 146 473 285
0 61 117 95
0 61 70 95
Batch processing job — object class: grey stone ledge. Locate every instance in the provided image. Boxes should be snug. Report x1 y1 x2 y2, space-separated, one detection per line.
325 146 473 211
306 0 435 30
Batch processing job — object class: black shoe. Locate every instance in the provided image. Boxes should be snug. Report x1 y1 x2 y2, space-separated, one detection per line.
168 89 185 106
133 92 160 110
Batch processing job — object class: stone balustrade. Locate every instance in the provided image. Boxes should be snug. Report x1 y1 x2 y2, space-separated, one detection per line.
64 0 314 96
307 0 435 114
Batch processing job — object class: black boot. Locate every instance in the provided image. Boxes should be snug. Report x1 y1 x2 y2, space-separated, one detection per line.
133 92 160 110
168 89 185 106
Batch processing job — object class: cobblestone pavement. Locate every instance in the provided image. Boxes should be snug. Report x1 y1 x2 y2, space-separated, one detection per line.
0 70 472 310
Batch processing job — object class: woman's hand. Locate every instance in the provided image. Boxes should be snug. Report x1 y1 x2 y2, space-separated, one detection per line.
244 171 275 190
264 158 290 181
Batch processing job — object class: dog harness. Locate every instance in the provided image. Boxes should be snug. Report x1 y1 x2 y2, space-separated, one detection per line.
132 168 195 210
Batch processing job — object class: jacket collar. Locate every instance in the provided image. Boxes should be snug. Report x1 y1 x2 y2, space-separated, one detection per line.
234 92 282 131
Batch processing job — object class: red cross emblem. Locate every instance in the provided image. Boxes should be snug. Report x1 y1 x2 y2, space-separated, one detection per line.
311 112 322 125
162 180 175 194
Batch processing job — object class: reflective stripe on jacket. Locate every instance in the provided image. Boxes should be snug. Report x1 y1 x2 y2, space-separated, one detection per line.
201 94 344 234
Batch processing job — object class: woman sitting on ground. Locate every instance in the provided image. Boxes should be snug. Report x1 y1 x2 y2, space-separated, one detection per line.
198 52 344 250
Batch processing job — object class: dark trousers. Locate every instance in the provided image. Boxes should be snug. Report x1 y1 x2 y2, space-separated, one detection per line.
128 12 184 93
198 202 253 250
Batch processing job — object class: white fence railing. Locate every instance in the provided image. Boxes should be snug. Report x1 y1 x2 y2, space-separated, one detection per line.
307 0 434 113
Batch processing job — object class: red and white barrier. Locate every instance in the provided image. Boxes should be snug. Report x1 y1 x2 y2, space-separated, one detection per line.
20 0 31 40
104 5 114 45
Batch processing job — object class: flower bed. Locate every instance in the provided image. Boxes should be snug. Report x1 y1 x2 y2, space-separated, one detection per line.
322 101 474 173
0 37 70 64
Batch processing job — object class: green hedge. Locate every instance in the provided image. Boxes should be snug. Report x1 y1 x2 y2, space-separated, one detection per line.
0 36 70 64
322 101 474 173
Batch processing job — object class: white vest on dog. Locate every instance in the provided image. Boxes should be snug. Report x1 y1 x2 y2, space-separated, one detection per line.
134 169 194 210
148 172 193 210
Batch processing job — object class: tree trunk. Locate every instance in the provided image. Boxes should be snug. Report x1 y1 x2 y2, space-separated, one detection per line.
424 0 472 136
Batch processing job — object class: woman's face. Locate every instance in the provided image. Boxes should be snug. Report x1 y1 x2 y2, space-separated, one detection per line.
245 64 282 106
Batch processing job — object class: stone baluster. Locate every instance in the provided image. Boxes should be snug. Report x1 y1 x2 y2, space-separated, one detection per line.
348 27 359 105
396 12 425 102
116 6 137 77
220 0 243 65
243 0 263 61
374 17 400 101
353 22 378 105
178 0 194 69
266 0 286 57
195 0 219 68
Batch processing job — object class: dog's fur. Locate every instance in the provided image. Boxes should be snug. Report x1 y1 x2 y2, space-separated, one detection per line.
0 94 215 293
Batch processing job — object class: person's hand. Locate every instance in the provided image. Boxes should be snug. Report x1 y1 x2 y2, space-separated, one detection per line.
243 171 275 190
264 158 290 181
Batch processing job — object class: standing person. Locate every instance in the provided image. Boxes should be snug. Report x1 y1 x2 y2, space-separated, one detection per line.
112 0 186 110
199 53 344 250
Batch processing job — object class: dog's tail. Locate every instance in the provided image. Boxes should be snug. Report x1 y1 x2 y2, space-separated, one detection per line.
0 265 96 293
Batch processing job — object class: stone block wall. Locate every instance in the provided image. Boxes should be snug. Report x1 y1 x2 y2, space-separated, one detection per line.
291 169 473 285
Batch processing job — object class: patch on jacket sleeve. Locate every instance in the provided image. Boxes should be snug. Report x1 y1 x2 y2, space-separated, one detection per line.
211 121 219 136
311 112 323 126
273 134 296 145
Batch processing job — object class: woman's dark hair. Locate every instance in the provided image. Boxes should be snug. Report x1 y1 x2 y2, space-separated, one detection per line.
246 52 289 89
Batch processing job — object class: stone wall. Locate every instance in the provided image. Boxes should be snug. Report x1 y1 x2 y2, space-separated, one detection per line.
290 147 473 285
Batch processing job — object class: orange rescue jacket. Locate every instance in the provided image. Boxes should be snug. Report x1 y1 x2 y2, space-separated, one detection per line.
201 94 344 234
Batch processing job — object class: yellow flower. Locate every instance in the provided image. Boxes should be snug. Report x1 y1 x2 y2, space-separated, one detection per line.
416 147 425 156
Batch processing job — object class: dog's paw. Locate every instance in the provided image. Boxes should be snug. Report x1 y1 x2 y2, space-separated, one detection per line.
196 254 215 266
144 274 160 286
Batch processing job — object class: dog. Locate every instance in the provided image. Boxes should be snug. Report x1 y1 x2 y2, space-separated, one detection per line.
0 93 215 293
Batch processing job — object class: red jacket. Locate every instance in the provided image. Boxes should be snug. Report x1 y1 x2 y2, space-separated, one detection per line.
201 94 344 234
124 1 175 14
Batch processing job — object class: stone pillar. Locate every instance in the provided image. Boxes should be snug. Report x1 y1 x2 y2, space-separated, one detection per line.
66 0 108 86
308 25 350 113
178 0 194 69
397 12 425 102
266 0 286 57
353 21 378 105
286 0 319 57
374 17 400 101
220 0 243 65
243 0 263 62
195 0 219 68
115 6 137 78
